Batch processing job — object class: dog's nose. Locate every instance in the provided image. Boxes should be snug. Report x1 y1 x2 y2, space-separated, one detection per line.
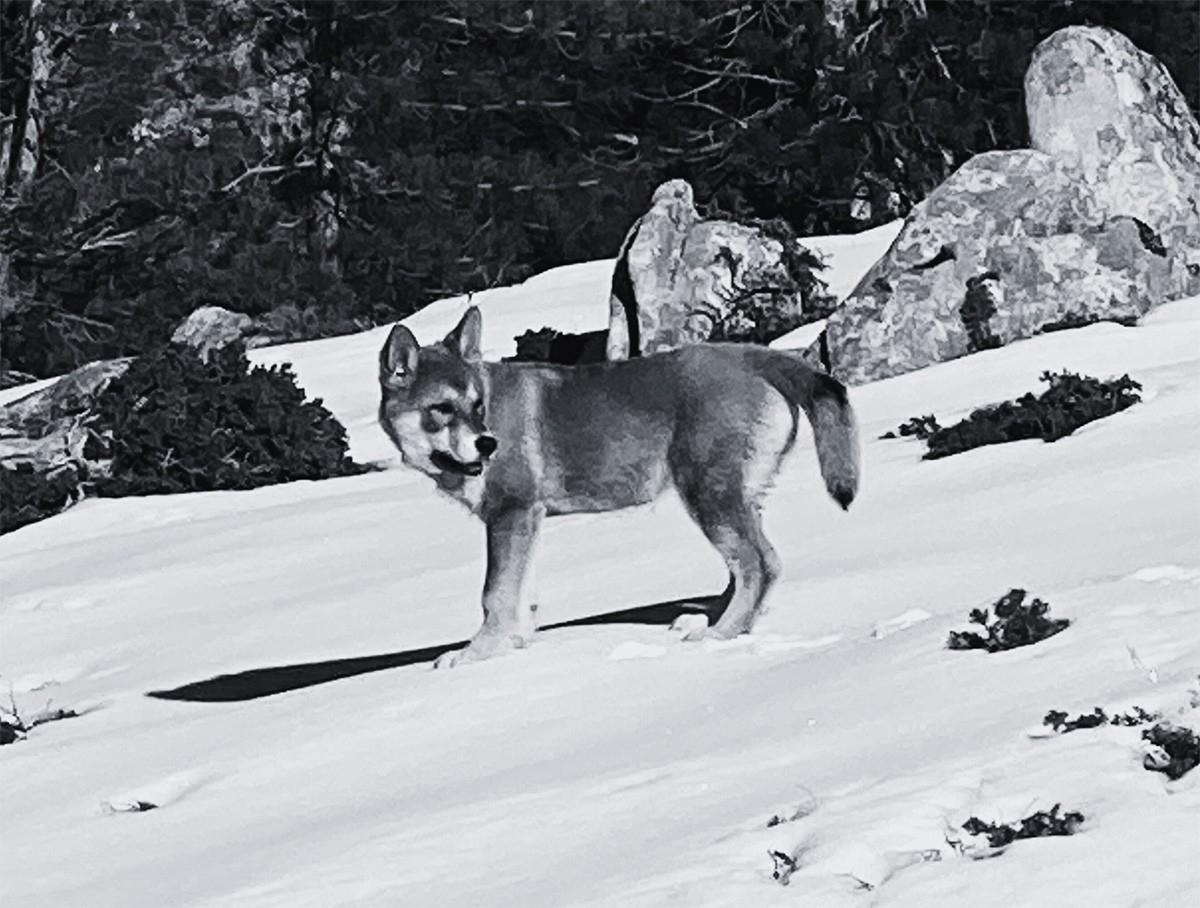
475 435 498 457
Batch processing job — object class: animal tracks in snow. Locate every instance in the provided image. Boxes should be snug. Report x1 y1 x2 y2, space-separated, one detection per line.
6 585 109 613
607 626 843 661
101 772 205 816
1127 564 1200 585
871 608 934 639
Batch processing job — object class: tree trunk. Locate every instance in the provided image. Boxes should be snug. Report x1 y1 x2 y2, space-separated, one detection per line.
1 0 44 194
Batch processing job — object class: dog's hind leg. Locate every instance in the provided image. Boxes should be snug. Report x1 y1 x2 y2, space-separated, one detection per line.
681 489 781 639
671 435 782 640
671 388 792 639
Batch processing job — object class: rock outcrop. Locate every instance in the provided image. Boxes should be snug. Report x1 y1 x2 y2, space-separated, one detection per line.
0 359 131 474
171 305 259 361
819 26 1200 385
1026 25 1200 250
607 180 822 358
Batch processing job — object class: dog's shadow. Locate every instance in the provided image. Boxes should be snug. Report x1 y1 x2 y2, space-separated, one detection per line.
146 589 730 703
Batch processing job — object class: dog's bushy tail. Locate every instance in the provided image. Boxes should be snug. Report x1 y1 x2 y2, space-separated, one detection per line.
807 371 860 509
765 355 860 510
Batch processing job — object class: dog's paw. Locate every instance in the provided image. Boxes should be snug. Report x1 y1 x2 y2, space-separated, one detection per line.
683 623 748 644
671 613 710 640
433 631 531 669
432 649 467 670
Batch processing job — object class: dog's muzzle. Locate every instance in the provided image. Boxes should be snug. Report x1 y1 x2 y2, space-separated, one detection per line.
430 436 496 477
430 451 484 476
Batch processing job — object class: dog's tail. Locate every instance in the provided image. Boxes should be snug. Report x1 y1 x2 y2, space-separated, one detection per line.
766 356 860 510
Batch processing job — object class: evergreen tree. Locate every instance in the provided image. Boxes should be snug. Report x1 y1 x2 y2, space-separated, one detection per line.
1 0 1195 379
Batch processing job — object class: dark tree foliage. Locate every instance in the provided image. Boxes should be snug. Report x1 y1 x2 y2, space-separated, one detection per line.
88 343 369 496
2 0 1196 378
0 462 81 534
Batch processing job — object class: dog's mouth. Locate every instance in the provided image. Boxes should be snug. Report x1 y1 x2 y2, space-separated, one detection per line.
430 451 485 477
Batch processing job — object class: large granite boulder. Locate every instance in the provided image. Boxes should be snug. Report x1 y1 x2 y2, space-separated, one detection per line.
1026 25 1200 248
819 26 1200 385
0 359 131 471
606 179 818 358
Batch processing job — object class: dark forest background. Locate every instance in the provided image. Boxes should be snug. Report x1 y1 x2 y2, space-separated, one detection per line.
1 0 1196 381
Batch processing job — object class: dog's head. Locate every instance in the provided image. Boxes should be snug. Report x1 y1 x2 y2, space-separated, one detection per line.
378 307 498 483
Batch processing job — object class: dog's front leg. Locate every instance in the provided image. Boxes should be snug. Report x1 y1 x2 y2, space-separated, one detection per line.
434 503 544 668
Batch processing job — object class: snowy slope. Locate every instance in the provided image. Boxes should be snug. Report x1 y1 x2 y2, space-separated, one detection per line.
2 225 1198 908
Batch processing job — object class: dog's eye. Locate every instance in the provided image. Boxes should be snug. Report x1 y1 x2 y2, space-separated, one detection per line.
473 400 485 416
429 402 454 417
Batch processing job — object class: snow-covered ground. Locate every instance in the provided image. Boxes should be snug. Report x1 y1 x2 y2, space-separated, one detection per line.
3 223 1198 907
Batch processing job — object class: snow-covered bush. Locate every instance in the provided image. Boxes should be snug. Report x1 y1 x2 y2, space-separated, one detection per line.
1142 724 1200 780
947 589 1068 652
961 804 1084 849
1040 704 1197 780
1043 706 1159 732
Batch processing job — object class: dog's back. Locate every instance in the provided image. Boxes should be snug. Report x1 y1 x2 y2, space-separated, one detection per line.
483 343 857 517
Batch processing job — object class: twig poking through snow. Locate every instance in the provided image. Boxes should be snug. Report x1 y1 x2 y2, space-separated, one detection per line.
1126 645 1159 684
1 685 78 745
768 849 798 886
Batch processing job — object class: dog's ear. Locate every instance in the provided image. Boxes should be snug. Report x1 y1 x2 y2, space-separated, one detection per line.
380 323 420 390
443 306 482 364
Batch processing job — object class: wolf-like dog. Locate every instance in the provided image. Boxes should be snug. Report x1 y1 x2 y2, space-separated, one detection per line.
379 307 859 668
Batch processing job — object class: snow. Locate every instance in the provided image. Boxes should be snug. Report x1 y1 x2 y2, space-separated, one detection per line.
3 221 1199 907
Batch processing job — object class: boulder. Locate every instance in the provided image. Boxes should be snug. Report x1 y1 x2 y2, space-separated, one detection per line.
607 179 819 358
171 305 257 361
818 26 1200 385
0 358 131 476
1026 26 1200 247
824 150 1181 383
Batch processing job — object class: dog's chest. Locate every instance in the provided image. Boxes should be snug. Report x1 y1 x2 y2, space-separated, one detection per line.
436 472 486 516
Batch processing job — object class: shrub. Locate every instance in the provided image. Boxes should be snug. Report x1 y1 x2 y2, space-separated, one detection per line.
707 290 807 346
962 804 1084 849
1142 724 1200 780
0 463 83 535
947 589 1069 652
1037 311 1139 334
89 343 369 496
703 225 835 346
506 328 608 365
880 414 942 440
768 849 798 886
959 272 1004 353
1043 706 1158 733
924 371 1141 460
0 701 78 745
